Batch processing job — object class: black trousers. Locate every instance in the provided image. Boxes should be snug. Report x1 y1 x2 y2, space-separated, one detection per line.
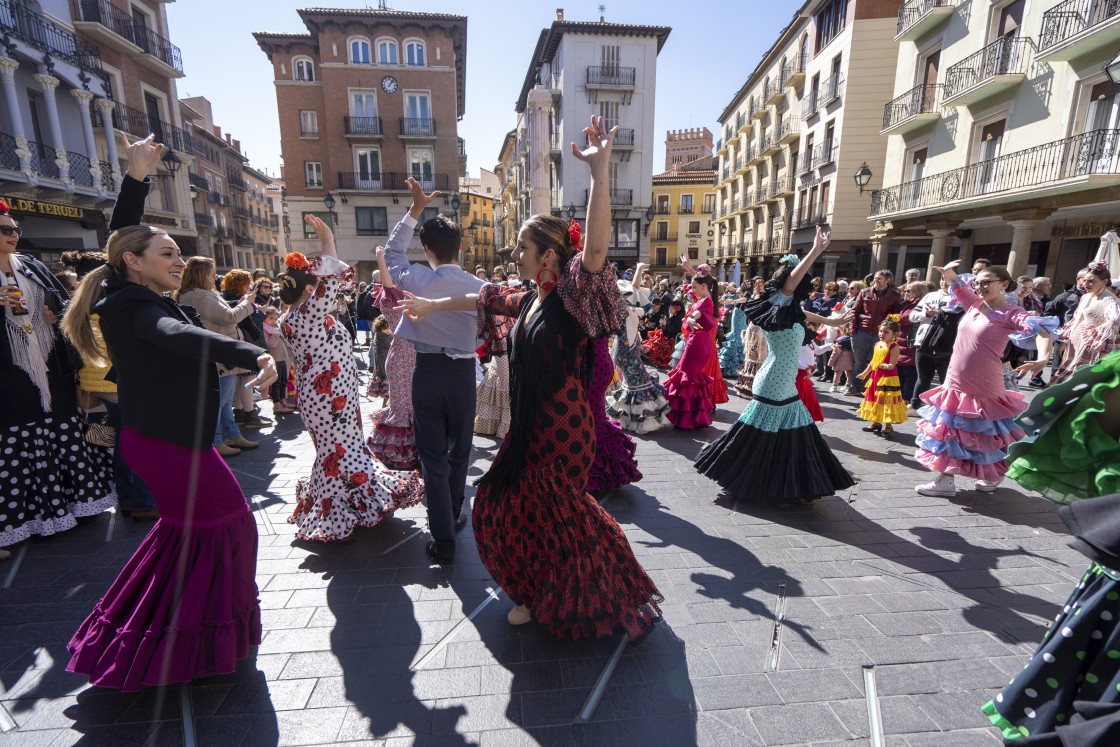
910 350 949 409
411 354 476 543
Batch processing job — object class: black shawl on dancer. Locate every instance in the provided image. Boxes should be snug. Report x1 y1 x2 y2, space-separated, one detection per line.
740 266 812 332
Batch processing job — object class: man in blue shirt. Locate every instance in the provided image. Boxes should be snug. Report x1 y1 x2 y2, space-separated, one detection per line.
382 178 485 564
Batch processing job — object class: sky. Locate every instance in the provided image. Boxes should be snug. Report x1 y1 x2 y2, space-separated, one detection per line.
166 0 796 179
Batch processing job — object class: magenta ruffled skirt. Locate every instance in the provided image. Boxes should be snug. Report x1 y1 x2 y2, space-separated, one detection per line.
67 428 261 691
585 338 641 493
914 385 1028 481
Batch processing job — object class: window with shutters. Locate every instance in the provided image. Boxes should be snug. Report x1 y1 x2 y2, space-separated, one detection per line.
1085 79 1120 132
304 161 322 188
972 117 1006 193
905 146 928 208
599 101 619 131
299 110 318 137
601 44 620 72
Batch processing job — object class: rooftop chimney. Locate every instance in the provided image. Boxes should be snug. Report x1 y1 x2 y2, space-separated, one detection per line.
556 8 563 21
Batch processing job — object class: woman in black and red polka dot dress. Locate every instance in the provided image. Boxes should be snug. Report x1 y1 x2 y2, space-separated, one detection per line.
398 117 661 639
280 217 424 542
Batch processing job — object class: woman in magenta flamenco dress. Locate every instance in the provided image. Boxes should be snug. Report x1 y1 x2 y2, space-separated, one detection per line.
914 260 1054 497
584 335 642 493
366 246 419 470
665 267 717 429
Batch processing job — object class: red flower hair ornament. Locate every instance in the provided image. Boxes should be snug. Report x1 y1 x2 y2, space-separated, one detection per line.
285 252 309 271
0 199 10 216
568 221 583 250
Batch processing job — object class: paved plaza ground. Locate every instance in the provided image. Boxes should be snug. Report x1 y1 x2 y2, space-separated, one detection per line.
0 378 1082 746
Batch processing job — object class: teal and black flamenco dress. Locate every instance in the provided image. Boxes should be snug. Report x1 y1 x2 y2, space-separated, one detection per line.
694 273 854 504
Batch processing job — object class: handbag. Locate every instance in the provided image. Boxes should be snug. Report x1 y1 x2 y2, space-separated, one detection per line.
84 419 116 448
919 307 964 357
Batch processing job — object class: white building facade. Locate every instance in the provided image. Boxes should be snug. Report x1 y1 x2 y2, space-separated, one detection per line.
872 0 1120 285
507 10 670 269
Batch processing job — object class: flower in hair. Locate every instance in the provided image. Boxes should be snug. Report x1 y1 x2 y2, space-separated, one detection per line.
285 252 309 271
1087 260 1109 272
778 253 799 269
0 199 9 215
885 314 900 323
568 221 583 250
693 264 712 279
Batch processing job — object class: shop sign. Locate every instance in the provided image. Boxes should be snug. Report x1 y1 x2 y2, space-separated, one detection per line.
0 195 88 221
1051 222 1118 238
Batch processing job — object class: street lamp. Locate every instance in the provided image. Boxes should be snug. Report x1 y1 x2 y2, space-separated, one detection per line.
853 162 873 195
1107 49 1120 84
161 147 182 175
643 205 655 235
567 203 576 220
323 193 337 225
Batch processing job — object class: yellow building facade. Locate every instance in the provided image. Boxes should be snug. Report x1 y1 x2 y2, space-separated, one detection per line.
649 165 718 281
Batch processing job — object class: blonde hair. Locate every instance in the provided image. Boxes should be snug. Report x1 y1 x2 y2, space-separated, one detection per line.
175 256 214 300
61 225 169 367
221 268 252 296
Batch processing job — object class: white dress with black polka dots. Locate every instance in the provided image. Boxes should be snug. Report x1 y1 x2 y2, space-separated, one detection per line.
281 256 424 542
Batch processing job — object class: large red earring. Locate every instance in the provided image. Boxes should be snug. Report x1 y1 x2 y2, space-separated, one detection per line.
535 268 558 293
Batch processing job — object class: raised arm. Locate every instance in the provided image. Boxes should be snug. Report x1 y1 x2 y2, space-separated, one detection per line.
305 214 336 259
375 246 394 289
783 226 830 295
109 132 164 231
572 115 615 274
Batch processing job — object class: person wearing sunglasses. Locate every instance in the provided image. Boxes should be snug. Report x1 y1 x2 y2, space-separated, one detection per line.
0 197 117 559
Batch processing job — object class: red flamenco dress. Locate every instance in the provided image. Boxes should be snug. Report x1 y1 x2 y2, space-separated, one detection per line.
665 297 716 428
644 328 673 368
472 256 662 640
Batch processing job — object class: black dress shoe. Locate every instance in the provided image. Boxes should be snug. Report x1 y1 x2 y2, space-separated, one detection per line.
426 539 456 565
455 506 468 530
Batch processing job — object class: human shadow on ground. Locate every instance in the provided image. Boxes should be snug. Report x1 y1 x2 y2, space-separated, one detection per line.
753 500 1062 646
301 542 471 744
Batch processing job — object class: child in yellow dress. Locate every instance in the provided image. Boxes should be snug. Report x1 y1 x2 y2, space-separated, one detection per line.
857 315 907 437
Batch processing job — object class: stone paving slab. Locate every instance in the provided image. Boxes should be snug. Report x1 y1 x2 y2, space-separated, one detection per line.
0 377 1076 745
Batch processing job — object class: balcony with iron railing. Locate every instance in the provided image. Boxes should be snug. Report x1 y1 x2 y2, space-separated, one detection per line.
337 171 450 192
679 205 695 214
782 52 808 88
775 116 801 145
793 211 830 230
0 0 108 84
823 74 844 107
882 83 943 135
194 213 214 228
731 155 744 175
765 79 784 106
188 172 211 191
746 143 763 166
812 142 839 169
943 36 1032 106
26 141 58 180
74 0 184 77
92 100 195 154
896 0 958 41
610 128 635 148
1039 0 1120 60
721 165 731 182
752 98 768 121
208 191 228 206
586 65 636 87
801 92 820 121
736 112 747 133
344 116 382 136
870 128 1120 218
760 132 777 156
755 185 769 205
768 177 790 201
235 234 253 248
400 118 436 137
798 149 814 175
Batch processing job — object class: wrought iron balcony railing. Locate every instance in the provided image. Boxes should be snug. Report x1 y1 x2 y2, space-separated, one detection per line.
883 84 942 130
896 0 958 38
194 213 214 228
27 140 58 180
586 65 636 86
793 211 830 230
337 171 450 192
781 52 808 87
344 116 382 136
0 132 20 171
823 74 844 105
399 118 436 137
75 0 183 74
812 142 839 169
775 115 800 142
188 172 211 191
944 36 1032 102
131 20 183 74
871 128 1120 217
0 0 108 82
92 100 196 154
1040 0 1120 52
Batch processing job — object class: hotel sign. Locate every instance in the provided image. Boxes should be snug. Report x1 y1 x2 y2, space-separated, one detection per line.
0 196 89 222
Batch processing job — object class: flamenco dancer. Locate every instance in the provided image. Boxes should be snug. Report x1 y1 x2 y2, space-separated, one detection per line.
981 351 1120 744
474 265 515 440
694 230 855 505
680 258 730 405
606 262 671 433
719 294 747 378
664 267 717 429
64 135 277 689
856 315 907 438
280 217 423 542
398 116 661 638
913 261 1053 497
367 246 419 469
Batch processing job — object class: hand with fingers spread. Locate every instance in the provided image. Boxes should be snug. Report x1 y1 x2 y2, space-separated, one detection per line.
395 290 434 322
933 259 962 284
405 177 440 218
121 132 165 182
571 114 616 168
304 213 335 246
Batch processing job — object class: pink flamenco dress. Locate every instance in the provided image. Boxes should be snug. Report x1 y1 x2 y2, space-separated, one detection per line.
282 256 424 541
665 296 716 428
584 336 642 493
366 284 419 470
915 280 1045 485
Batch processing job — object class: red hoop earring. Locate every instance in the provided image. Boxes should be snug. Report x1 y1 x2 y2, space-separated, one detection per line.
535 268 558 293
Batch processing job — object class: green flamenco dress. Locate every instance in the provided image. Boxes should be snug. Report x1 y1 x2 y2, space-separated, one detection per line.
981 352 1120 744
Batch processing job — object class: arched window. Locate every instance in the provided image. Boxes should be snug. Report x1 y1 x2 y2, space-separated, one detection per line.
349 38 371 64
293 57 315 82
404 39 426 66
377 38 398 65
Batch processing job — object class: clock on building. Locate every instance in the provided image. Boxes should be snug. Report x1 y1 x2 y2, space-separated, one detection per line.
381 76 398 94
